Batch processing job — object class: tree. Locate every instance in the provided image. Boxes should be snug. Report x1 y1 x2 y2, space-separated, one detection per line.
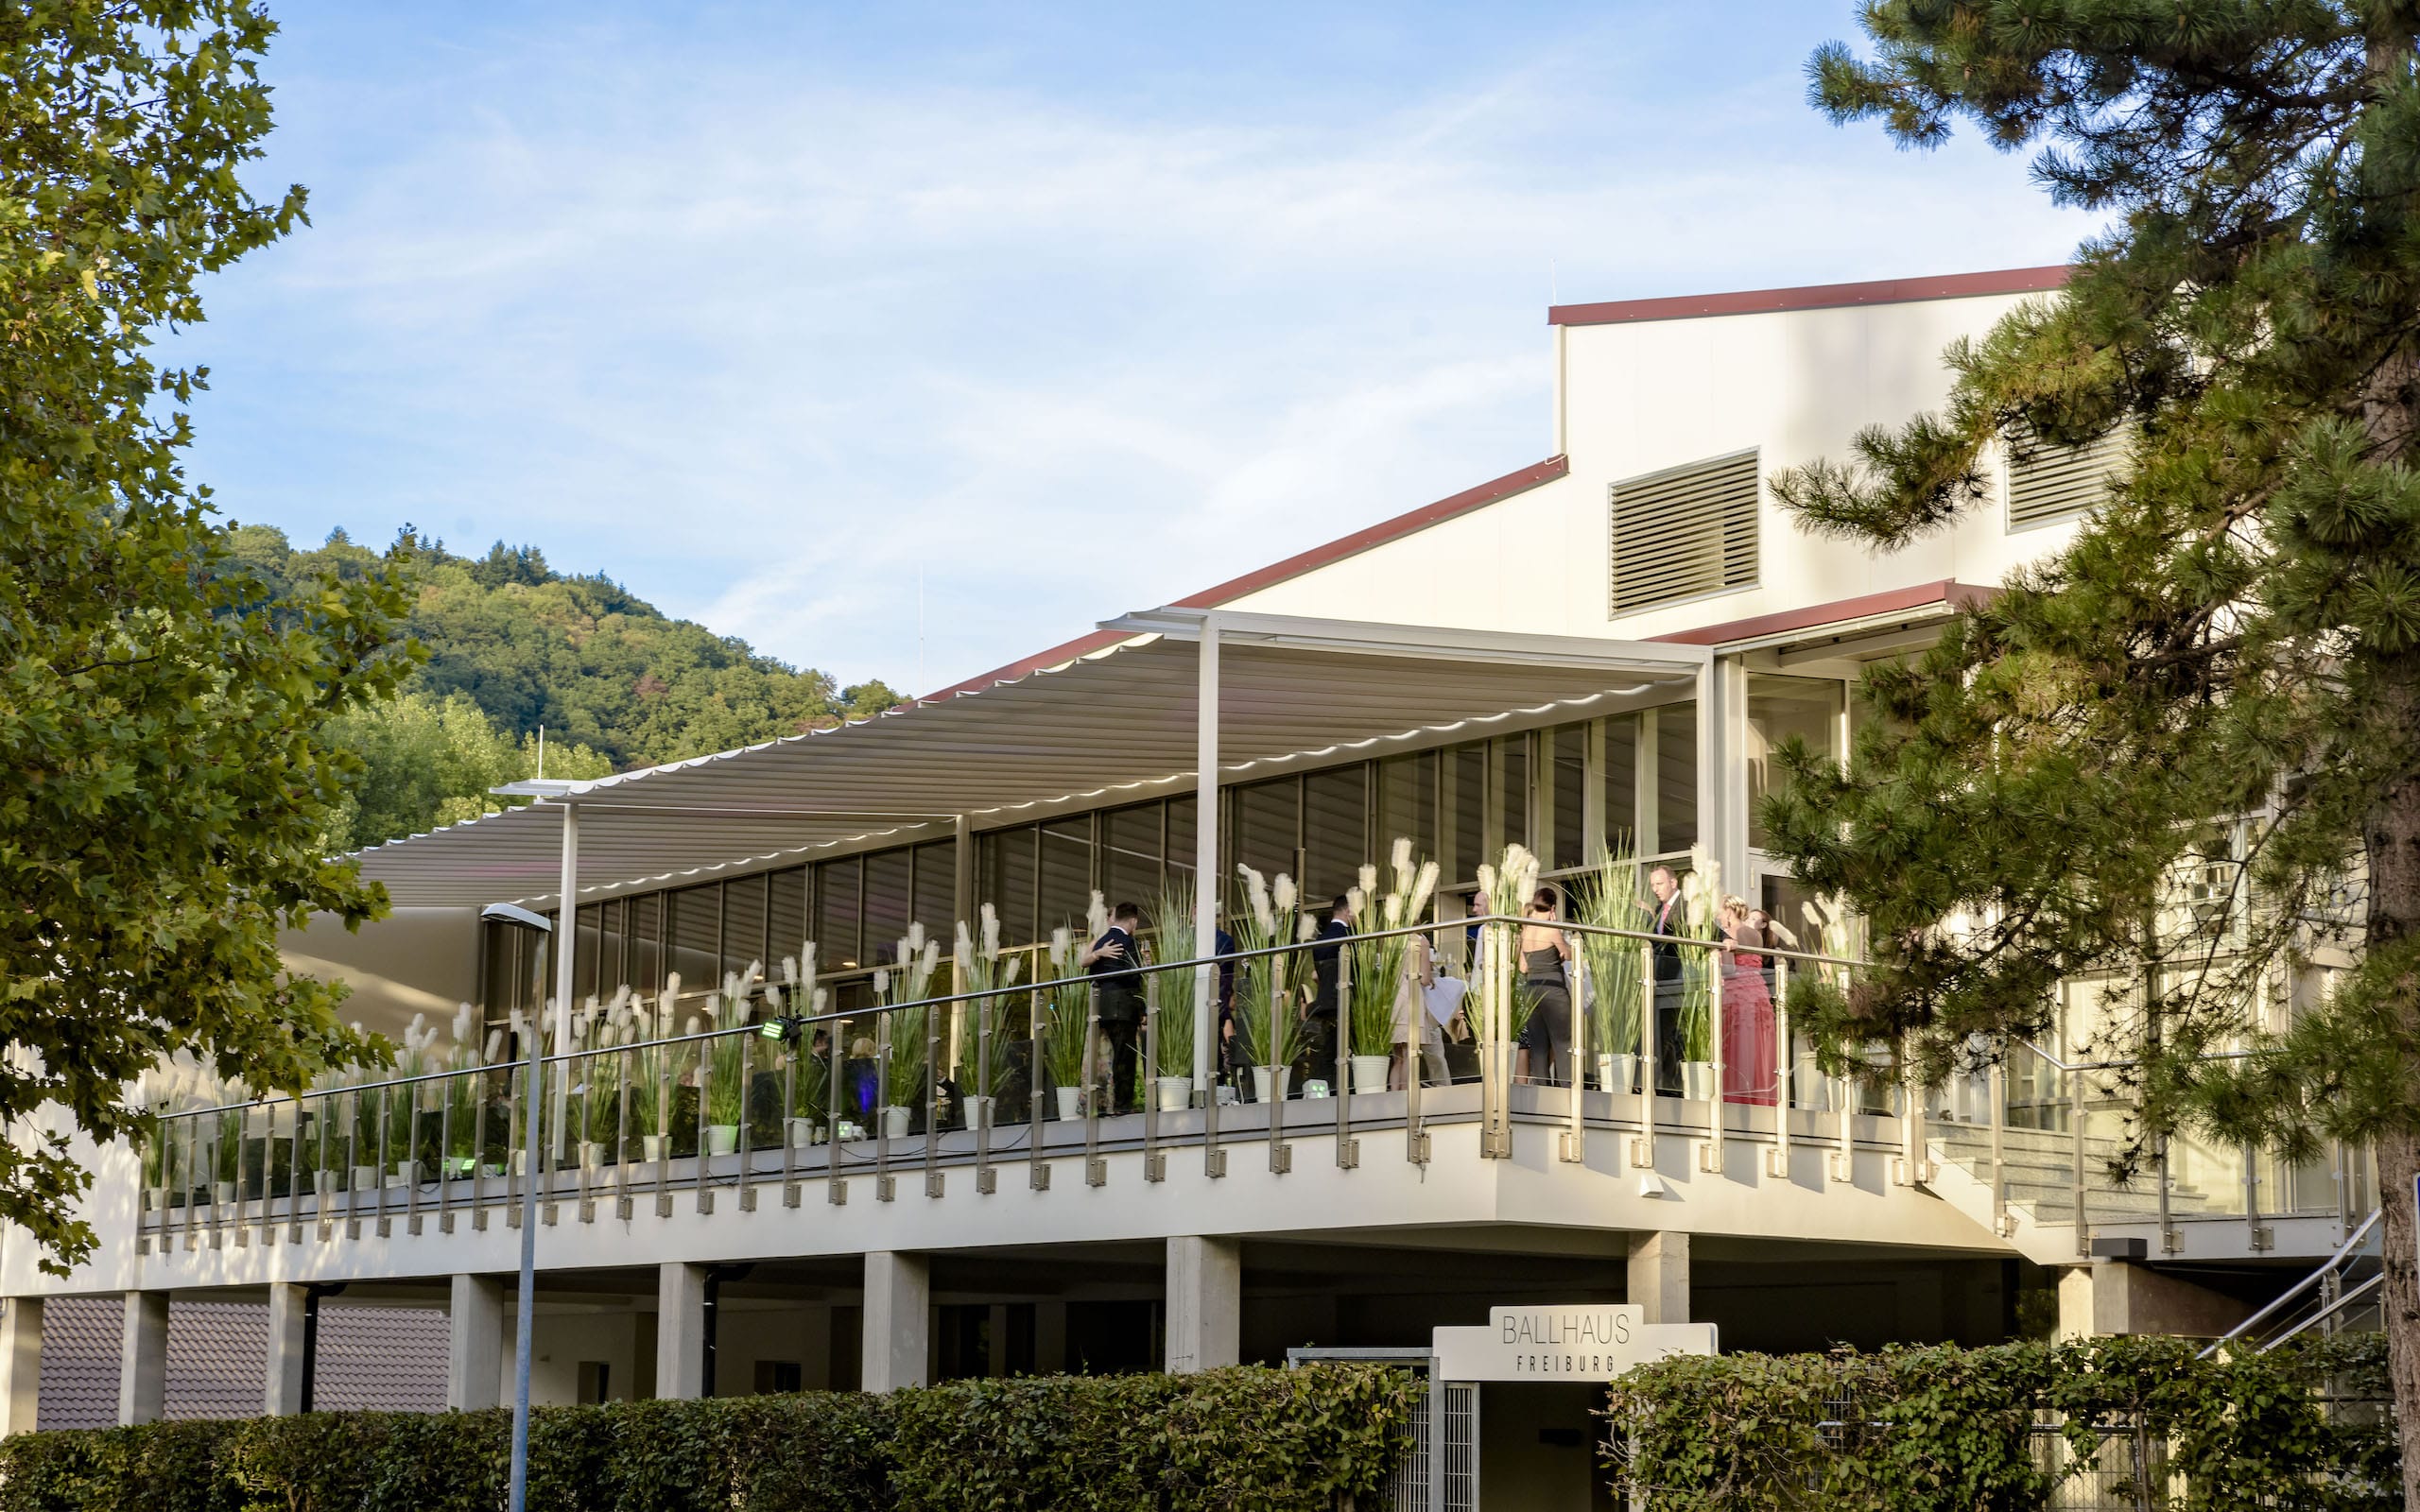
0 4 413 1270
1765 5 2420 1492
320 690 613 852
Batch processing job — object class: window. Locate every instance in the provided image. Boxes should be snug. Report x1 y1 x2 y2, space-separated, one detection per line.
2007 423 2132 528
722 871 768 981
1445 742 1486 884
1608 449 1759 615
1378 750 1438 865
1601 713 1639 856
816 857 862 970
1038 818 1095 936
769 868 807 969
1101 802 1163 907
1491 733 1529 859
1651 703 1697 854
1549 724 1587 871
628 892 662 998
1746 676 1843 850
1166 795 1198 884
911 841 956 936
1233 777 1300 885
669 885 720 996
862 848 912 961
980 828 1038 947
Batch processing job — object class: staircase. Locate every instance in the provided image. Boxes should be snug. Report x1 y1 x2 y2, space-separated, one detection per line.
1922 1121 2218 1262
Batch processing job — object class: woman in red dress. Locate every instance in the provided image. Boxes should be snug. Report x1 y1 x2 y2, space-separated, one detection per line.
1717 897 1777 1107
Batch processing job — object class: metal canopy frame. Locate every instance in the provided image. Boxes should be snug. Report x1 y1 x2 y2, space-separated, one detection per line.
347 612 1711 927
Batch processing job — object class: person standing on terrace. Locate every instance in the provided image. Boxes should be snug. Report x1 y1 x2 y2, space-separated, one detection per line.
1301 895 1353 1091
1516 886 1574 1085
1718 896 1777 1107
1648 866 1685 1095
1081 902 1147 1114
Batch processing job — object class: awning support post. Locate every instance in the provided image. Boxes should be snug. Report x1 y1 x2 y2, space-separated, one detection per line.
1195 618 1226 1179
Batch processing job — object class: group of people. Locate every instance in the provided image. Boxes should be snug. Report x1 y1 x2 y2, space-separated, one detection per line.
1075 867 1785 1112
1512 866 1781 1104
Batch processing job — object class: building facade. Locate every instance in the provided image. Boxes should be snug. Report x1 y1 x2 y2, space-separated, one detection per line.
0 266 2373 1508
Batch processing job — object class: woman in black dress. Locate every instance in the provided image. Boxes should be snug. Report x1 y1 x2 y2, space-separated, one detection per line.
1515 886 1573 1085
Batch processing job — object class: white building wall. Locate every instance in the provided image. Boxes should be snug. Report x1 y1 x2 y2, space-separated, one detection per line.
1228 290 2088 635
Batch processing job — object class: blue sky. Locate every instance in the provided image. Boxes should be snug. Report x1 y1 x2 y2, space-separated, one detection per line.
176 2 2098 695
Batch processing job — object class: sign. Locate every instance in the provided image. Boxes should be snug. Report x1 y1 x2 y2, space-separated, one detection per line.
1431 1303 1716 1383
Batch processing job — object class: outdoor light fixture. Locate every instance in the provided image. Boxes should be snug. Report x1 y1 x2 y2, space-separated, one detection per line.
477 900 550 1512
759 1015 804 1044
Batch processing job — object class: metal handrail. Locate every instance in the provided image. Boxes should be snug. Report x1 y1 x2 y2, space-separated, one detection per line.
154 913 1858 1120
2259 1273 2383 1351
2197 1208 2381 1358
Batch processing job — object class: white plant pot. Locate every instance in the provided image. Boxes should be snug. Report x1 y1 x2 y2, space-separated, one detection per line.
147 1185 168 1212
1054 1086 1084 1122
577 1142 603 1172
963 1095 994 1131
879 1106 911 1141
704 1124 740 1157
1350 1055 1392 1093
786 1117 820 1148
1682 1062 1717 1103
1154 1076 1194 1112
212 1180 238 1206
1601 1053 1639 1094
641 1133 666 1161
1792 1056 1829 1111
1251 1067 1290 1104
384 1160 418 1190
352 1164 381 1192
509 1150 527 1177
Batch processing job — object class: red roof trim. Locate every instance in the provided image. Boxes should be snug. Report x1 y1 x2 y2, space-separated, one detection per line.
1549 266 2069 328
915 455 1570 704
1652 579 1993 648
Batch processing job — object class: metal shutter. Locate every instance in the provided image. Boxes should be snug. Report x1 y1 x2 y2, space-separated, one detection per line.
2006 425 2131 528
1607 449 1760 616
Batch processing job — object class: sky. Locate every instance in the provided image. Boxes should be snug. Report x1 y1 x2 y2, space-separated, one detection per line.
176 2 2100 696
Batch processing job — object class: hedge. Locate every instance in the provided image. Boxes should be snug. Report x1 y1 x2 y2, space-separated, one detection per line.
0 1364 1416 1512
1602 1334 2400 1512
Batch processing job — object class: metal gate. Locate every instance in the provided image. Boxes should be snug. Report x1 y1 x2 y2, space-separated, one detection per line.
1285 1347 1477 1512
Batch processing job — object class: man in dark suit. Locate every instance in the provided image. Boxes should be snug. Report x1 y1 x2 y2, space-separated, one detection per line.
1298 895 1353 1089
1647 865 1685 1094
1080 902 1148 1113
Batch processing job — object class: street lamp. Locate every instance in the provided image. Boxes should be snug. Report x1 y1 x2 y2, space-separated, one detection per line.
479 900 550 1512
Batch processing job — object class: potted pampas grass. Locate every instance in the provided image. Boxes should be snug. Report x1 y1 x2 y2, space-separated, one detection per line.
703 966 760 1156
1347 841 1440 1093
1231 865 1305 1103
877 929 942 1139
955 909 1023 1129
780 948 832 1146
1576 844 1650 1093
1043 926 1091 1119
1148 885 1199 1111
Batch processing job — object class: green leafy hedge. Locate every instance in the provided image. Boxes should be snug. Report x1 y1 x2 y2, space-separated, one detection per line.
0 1364 1415 1512
1602 1334 2399 1512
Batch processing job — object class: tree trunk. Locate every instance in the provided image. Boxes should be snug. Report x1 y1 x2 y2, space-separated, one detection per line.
2362 685 2420 1510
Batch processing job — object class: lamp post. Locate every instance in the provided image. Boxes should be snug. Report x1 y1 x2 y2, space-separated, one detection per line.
479 900 550 1512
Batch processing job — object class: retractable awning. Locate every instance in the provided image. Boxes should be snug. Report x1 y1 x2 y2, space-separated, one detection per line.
348 611 1709 909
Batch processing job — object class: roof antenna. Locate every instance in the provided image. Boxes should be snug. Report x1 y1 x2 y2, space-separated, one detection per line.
917 560 926 699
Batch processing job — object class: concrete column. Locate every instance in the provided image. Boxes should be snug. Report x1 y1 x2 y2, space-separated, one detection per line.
0 1297 40 1435
447 1274 506 1411
656 1263 707 1400
1628 1231 1689 1324
117 1291 169 1425
1166 1235 1241 1374
861 1251 929 1392
1034 1300 1068 1375
2059 1259 2250 1339
264 1283 309 1416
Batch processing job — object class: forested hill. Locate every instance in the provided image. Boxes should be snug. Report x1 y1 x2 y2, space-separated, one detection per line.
220 525 898 851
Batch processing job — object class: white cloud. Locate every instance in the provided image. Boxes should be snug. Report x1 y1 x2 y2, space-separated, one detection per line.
182 9 2099 695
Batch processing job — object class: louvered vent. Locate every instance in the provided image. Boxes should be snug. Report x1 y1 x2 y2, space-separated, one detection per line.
2006 425 2132 528
1607 449 1759 616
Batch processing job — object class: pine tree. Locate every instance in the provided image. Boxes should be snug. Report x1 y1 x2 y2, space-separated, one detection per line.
1766 6 2420 1492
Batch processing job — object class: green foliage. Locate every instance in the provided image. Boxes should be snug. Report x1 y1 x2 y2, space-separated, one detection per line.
0 3 407 1269
1149 885 1198 1080
1603 1335 2399 1512
316 691 611 852
223 524 900 850
1574 846 1649 1058
0 1366 1414 1512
